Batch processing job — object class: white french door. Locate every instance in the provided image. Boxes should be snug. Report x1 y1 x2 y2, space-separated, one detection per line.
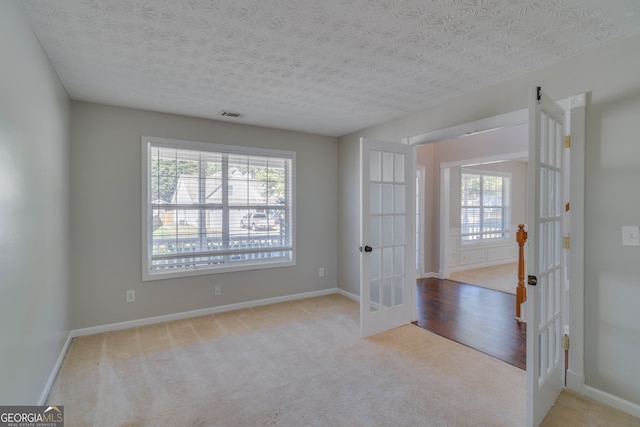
360 138 415 338
527 87 566 426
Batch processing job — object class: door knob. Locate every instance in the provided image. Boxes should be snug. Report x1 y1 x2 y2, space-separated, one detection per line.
364 245 373 253
528 275 538 286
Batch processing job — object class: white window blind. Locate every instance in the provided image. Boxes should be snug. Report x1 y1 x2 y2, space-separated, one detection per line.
460 170 510 242
142 136 295 280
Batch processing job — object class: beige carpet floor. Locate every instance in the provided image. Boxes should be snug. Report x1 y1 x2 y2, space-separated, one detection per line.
47 294 639 426
449 262 519 294
48 294 526 426
542 389 640 427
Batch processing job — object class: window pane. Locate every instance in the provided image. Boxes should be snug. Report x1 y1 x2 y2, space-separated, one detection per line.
394 215 405 245
382 247 393 278
145 138 295 279
370 150 381 182
483 175 503 206
382 279 392 309
229 155 268 206
150 147 201 205
394 153 404 183
370 183 381 215
370 281 380 312
394 184 405 214
394 247 404 275
461 207 480 235
483 207 503 232
461 174 480 207
382 183 393 214
394 277 404 305
460 169 510 242
382 152 394 182
382 215 393 246
202 152 223 205
370 249 381 280
370 215 381 247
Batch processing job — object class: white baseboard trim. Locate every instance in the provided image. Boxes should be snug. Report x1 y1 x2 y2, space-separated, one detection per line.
566 369 584 393
41 289 339 403
337 288 359 302
71 288 337 338
448 258 518 274
422 272 440 279
39 332 73 405
582 385 640 419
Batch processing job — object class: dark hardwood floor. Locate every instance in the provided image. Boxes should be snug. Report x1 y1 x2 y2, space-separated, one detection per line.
415 277 526 370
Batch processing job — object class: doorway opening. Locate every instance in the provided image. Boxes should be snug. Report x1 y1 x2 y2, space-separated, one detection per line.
414 122 530 369
410 100 575 376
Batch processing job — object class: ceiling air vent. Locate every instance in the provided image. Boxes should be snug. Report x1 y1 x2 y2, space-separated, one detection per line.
218 110 245 118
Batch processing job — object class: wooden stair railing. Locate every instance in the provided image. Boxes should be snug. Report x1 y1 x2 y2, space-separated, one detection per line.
516 224 527 321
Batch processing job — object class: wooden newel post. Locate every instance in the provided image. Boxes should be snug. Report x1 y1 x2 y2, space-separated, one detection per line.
516 224 527 320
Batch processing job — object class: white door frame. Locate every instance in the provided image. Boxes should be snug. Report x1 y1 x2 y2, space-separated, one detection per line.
406 94 587 402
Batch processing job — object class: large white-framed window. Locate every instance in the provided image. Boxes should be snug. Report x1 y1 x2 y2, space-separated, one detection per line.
460 169 510 243
142 136 295 281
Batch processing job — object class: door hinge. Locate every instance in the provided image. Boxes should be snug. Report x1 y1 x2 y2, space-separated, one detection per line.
563 335 570 351
563 236 570 249
565 135 571 148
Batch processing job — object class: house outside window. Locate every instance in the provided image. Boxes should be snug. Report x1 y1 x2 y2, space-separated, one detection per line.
460 169 510 242
142 136 295 280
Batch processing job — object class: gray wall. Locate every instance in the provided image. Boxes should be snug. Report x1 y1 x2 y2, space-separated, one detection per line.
70 102 337 329
0 1 71 404
584 85 640 404
337 35 640 406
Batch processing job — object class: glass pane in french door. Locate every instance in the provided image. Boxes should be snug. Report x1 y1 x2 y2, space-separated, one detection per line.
369 150 406 312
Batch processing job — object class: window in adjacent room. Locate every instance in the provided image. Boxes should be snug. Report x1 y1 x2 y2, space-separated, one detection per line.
460 169 510 242
142 136 295 280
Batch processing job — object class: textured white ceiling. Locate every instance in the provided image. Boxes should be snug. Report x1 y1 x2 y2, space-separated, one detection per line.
21 0 640 137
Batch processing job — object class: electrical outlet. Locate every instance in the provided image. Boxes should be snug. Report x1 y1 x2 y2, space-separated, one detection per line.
622 226 640 246
214 285 221 296
319 267 325 277
126 290 135 303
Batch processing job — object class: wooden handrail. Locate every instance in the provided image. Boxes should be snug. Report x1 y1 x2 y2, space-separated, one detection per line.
516 224 527 320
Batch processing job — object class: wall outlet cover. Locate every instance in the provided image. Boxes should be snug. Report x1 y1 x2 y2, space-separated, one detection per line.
622 226 640 246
